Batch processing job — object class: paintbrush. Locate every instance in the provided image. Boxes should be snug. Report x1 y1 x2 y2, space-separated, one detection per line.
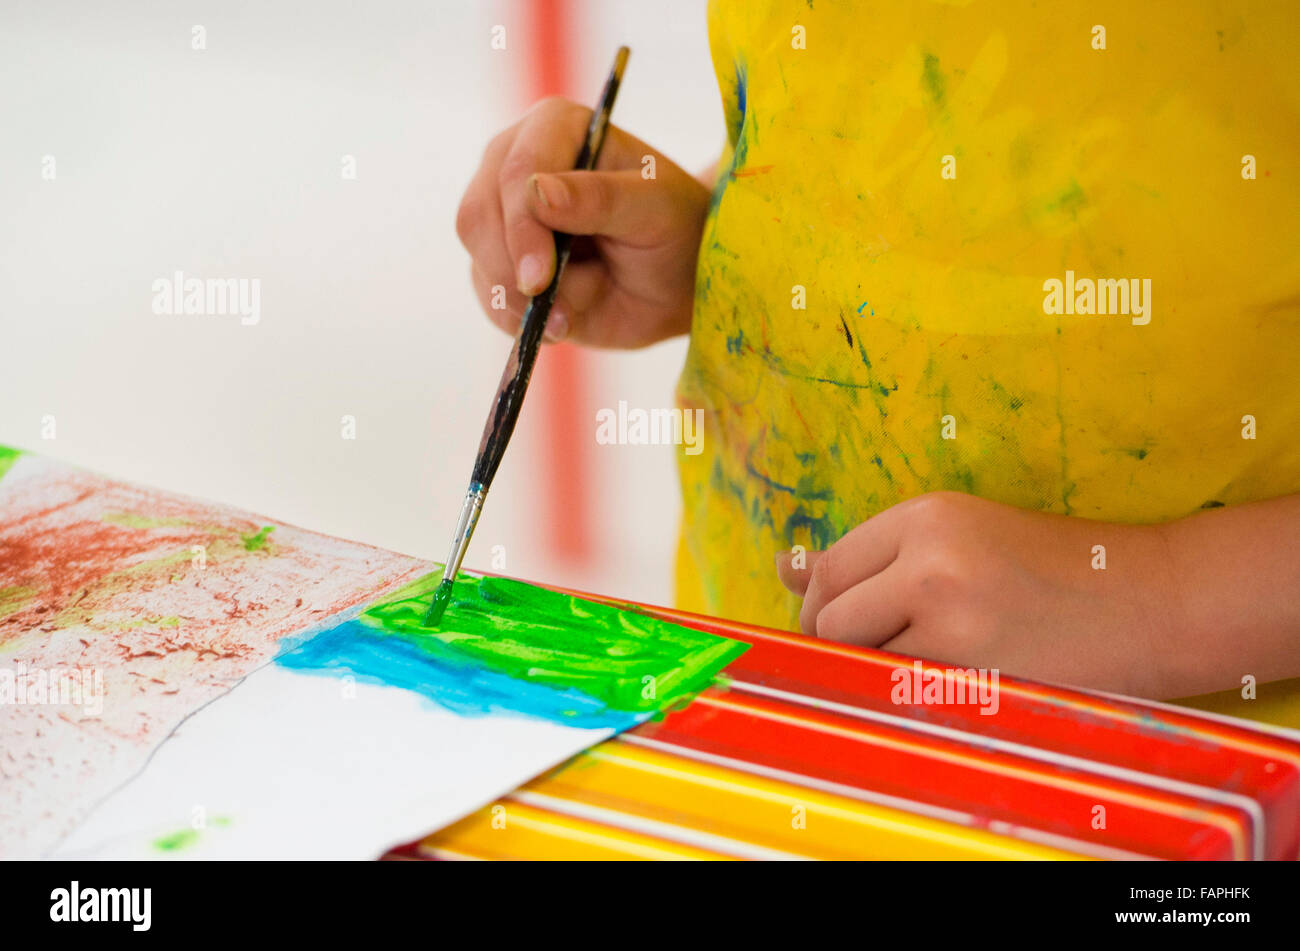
424 45 631 627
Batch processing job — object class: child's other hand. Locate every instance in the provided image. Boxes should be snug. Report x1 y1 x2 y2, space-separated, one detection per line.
456 97 711 349
775 492 1190 697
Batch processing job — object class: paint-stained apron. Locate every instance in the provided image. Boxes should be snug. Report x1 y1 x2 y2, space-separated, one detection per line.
675 0 1300 724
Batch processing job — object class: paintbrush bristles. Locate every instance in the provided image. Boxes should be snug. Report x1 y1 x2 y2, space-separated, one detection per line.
422 579 454 628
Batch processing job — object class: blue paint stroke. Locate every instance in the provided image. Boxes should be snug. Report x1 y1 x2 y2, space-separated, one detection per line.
276 617 644 732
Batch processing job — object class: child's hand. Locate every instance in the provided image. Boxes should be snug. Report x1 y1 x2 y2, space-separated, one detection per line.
456 97 711 349
775 492 1189 697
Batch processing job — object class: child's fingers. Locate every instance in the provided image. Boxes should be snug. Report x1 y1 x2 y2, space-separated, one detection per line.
498 101 593 295
457 151 528 322
811 567 911 645
775 550 825 595
542 259 608 343
875 627 928 662
799 513 904 635
459 100 704 348
470 262 525 334
528 169 678 243
469 262 573 342
530 171 681 245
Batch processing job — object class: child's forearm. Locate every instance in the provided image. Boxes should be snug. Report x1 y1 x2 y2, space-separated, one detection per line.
1162 493 1300 694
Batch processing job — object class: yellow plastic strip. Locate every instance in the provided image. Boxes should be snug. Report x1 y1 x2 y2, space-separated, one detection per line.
421 741 1091 860
416 798 735 861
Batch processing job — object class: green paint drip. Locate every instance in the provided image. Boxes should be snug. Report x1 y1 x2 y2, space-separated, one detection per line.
361 571 749 716
241 525 275 551
0 444 22 483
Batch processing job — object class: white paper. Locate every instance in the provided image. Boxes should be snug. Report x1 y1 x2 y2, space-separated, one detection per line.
53 663 612 859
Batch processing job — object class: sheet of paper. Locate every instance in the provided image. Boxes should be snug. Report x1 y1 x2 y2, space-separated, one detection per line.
0 446 746 859
51 663 617 859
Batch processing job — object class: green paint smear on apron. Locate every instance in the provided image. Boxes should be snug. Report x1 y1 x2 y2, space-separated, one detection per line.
0 444 22 484
358 571 749 717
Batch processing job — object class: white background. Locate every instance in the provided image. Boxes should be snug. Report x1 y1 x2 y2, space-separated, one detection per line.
0 0 724 607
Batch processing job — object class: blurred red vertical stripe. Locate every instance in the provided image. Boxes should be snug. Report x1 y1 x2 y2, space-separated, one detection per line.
522 0 594 566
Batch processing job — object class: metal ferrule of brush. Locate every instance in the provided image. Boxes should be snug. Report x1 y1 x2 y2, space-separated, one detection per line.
441 482 487 583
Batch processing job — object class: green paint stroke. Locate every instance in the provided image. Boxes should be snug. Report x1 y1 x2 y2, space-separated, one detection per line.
241 525 275 551
153 817 230 853
117 615 182 631
360 572 749 717
102 511 197 530
153 828 200 852
0 444 22 483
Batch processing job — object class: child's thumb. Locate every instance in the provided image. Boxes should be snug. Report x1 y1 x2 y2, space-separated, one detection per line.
528 170 671 240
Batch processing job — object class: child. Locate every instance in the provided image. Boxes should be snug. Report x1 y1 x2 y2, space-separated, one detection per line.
455 1 1300 715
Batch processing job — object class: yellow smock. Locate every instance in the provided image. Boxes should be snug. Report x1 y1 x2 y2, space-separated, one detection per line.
675 0 1300 724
